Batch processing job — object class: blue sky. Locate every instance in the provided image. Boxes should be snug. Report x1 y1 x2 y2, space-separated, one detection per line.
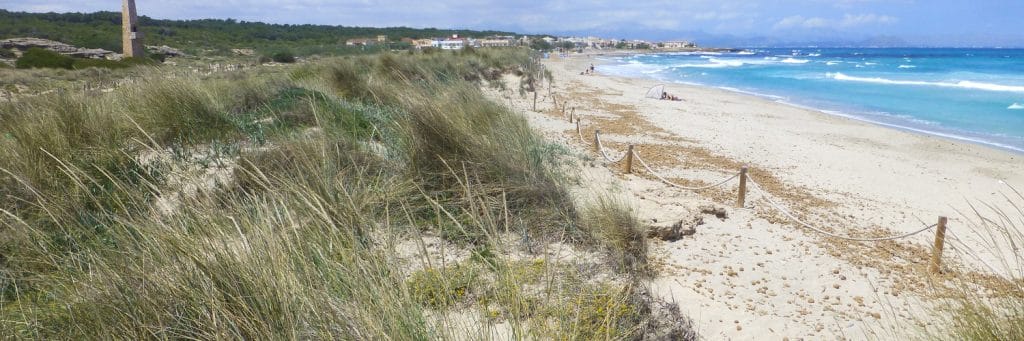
3 1 1023 46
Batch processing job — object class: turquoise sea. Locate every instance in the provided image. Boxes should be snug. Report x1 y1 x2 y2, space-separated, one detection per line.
598 48 1024 153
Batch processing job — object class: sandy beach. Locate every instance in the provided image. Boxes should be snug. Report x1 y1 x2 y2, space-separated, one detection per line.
486 52 1024 339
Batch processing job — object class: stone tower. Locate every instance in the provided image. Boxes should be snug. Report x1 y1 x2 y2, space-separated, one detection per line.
121 0 144 58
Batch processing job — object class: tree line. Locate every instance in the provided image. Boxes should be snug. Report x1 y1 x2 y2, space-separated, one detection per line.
0 9 518 56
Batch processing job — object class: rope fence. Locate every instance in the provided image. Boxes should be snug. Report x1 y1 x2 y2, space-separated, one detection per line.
568 113 950 273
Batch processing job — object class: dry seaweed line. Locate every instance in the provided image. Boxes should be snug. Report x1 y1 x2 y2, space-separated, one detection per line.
576 120 952 273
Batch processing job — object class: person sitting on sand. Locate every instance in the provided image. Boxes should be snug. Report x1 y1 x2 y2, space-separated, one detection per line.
661 91 682 101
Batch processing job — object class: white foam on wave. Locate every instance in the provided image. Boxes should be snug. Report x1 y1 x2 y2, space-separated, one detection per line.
808 53 821 57
898 65 916 69
828 72 1024 93
1009 103 1024 110
864 62 878 65
668 57 765 69
826 61 841 66
781 58 810 64
736 51 756 55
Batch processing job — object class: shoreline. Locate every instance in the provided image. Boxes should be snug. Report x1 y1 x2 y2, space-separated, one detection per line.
584 51 1024 155
549 52 1022 273
511 53 1024 338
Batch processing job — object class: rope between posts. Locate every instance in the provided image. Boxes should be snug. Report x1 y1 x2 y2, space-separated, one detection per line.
632 150 741 191
594 132 629 163
746 177 938 241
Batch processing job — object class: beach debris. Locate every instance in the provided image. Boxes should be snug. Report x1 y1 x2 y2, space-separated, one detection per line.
698 204 728 220
647 215 701 241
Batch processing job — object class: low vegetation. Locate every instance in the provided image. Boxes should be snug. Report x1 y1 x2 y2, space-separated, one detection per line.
0 48 689 339
1 9 518 57
919 187 1024 340
13 47 158 71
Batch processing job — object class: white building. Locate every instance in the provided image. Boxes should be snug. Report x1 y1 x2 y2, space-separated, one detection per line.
432 37 465 50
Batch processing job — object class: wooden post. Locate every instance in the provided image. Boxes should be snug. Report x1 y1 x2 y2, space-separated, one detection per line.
736 166 748 208
532 89 538 111
593 129 601 152
930 216 948 274
576 119 581 136
624 145 635 173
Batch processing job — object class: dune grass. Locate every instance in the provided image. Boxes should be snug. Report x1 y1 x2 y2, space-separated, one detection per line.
0 49 683 339
919 183 1024 340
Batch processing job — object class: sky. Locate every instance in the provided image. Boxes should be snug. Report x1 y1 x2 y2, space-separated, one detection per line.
3 0 1024 47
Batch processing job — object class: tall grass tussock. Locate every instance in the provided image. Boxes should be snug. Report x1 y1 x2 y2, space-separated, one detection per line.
0 49 688 339
920 183 1024 340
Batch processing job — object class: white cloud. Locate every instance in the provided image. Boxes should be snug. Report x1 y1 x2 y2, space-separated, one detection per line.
839 13 897 27
774 13 897 30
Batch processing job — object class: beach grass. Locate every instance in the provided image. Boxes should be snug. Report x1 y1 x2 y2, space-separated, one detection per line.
0 49 685 339
919 185 1024 340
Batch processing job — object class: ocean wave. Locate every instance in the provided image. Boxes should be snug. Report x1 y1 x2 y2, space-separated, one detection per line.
864 62 878 66
736 51 756 55
781 58 810 64
826 61 841 66
898 65 916 69
808 53 821 57
668 57 767 69
1010 103 1024 110
828 72 1024 93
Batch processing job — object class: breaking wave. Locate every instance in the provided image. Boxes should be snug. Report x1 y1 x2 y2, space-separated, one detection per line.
828 72 1024 93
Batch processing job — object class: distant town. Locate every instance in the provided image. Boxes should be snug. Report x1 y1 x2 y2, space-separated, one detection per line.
347 34 699 51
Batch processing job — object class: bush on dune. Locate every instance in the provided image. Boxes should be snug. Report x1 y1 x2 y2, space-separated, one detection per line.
15 48 74 69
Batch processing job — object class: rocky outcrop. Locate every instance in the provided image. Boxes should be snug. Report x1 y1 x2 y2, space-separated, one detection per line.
0 37 114 59
231 48 255 56
147 45 186 57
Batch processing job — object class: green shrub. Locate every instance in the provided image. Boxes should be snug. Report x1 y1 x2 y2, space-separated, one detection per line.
406 265 478 308
271 51 296 63
15 48 74 69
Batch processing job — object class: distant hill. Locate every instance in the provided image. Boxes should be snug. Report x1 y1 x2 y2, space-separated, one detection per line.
0 9 518 56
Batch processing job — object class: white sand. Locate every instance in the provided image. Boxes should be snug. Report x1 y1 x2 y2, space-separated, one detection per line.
485 53 1023 339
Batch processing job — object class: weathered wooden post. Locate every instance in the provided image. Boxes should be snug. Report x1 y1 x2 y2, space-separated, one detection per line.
576 119 581 137
624 145 635 173
736 166 748 208
593 129 601 152
930 216 948 274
